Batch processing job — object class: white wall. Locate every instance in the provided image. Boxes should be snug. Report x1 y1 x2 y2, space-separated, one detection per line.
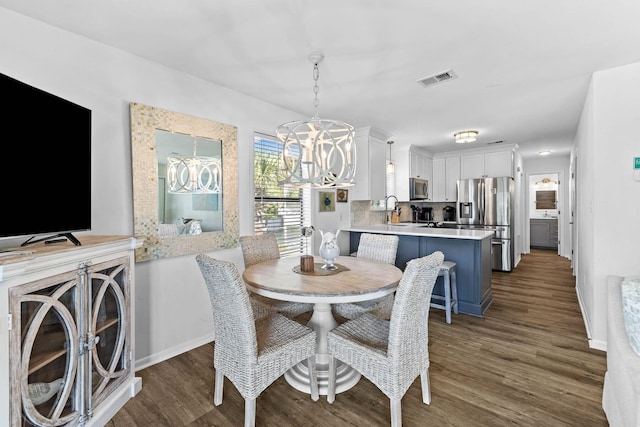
523 155 571 258
572 61 640 350
0 8 313 368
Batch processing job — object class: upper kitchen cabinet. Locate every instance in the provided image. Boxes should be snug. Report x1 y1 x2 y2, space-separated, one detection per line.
432 156 460 202
351 127 393 201
393 145 432 201
410 149 432 180
459 146 518 179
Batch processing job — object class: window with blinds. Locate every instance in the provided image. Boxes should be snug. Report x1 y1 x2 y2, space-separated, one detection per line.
254 133 309 257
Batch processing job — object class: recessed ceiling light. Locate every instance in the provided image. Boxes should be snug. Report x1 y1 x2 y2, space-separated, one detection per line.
538 150 551 156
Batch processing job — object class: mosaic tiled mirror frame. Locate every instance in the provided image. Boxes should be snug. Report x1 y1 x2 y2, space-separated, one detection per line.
130 102 239 262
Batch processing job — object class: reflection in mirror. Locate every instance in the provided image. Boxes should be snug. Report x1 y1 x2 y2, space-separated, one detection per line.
535 190 556 210
130 102 238 262
155 130 223 234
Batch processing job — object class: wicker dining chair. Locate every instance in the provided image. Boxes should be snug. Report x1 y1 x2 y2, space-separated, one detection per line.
240 233 314 319
327 251 444 427
332 233 399 320
195 254 319 427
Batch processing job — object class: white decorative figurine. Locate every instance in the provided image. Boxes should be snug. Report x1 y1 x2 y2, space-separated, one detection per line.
319 229 340 270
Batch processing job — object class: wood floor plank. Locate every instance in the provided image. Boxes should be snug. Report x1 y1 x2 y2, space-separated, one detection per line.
107 249 608 426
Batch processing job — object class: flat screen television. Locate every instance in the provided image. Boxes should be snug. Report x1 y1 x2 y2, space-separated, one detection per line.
1 72 91 247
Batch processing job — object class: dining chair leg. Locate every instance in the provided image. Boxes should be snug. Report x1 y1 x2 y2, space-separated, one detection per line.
214 369 224 406
244 398 256 427
327 356 336 404
420 370 431 404
307 356 319 401
390 398 402 427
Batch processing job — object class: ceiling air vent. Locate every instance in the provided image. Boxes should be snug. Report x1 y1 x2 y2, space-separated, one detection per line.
417 69 457 88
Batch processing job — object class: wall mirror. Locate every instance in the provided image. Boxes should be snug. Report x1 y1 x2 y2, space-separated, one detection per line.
535 190 557 210
130 102 238 262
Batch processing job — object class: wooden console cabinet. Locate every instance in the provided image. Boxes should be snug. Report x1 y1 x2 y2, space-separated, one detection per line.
0 236 141 426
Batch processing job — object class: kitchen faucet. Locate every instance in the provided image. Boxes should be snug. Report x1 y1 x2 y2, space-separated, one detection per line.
384 195 399 223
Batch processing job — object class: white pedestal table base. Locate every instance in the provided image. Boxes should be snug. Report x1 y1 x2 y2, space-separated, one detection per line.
284 302 361 395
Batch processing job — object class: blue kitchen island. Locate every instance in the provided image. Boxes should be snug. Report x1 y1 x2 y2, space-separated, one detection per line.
343 224 494 317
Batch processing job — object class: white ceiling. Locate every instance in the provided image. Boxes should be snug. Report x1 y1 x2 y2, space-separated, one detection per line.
3 0 640 159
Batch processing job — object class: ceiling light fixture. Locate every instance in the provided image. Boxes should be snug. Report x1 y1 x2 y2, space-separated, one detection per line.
534 177 558 186
167 137 222 194
276 52 356 188
386 140 395 175
454 130 478 144
538 150 552 156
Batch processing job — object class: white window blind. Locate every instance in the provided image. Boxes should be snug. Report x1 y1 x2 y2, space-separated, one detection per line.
254 133 308 257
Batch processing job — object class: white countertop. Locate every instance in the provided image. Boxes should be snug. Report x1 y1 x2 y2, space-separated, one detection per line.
343 224 494 240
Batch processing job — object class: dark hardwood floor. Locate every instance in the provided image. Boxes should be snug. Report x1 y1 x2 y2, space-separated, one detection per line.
108 249 608 426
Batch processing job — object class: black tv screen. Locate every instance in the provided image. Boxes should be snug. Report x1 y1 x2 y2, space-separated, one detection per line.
1 72 91 244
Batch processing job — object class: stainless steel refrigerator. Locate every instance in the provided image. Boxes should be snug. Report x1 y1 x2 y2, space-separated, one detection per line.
456 177 514 272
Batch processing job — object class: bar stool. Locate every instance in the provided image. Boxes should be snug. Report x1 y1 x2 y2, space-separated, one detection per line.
430 260 458 324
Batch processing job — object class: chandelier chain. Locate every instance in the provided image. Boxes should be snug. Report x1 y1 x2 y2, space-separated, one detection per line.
312 62 320 119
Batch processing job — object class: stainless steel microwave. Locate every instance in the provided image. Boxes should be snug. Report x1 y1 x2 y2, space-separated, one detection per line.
409 177 429 200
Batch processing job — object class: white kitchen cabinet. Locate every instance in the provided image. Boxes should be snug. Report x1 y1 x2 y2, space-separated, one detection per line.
460 150 513 179
351 127 393 201
431 156 460 202
392 145 431 201
0 236 141 427
410 150 432 180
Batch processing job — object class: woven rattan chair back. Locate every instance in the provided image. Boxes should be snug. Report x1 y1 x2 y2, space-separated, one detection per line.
333 233 399 320
388 251 443 364
195 254 319 426
356 233 399 265
195 255 258 360
327 251 444 427
239 233 314 319
239 233 280 267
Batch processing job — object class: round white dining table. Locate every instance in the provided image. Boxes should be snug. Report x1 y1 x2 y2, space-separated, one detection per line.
242 255 402 395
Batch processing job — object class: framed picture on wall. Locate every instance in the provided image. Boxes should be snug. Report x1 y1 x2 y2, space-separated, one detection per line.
336 189 348 203
318 191 335 212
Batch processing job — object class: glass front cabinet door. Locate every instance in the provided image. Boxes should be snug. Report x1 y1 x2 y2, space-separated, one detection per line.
9 257 131 427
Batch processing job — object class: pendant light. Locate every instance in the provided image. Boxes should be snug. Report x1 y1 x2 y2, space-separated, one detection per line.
167 137 222 194
276 52 356 188
386 140 395 174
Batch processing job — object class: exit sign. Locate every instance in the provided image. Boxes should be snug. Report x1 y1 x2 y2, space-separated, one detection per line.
635 157 640 169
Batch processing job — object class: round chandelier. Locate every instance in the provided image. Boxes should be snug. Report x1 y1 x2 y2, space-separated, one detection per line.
277 52 356 188
167 137 221 194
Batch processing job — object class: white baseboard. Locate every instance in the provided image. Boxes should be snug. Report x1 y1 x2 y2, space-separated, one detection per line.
589 338 607 351
135 333 215 371
86 377 142 426
574 283 606 351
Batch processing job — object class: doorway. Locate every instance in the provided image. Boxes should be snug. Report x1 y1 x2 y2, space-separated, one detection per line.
528 172 562 254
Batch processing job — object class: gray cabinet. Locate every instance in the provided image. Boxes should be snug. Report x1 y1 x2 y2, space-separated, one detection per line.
530 218 558 249
349 232 493 316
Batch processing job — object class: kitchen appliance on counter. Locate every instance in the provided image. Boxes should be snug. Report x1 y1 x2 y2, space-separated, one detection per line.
419 207 433 221
457 177 514 272
443 206 456 222
409 177 429 200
